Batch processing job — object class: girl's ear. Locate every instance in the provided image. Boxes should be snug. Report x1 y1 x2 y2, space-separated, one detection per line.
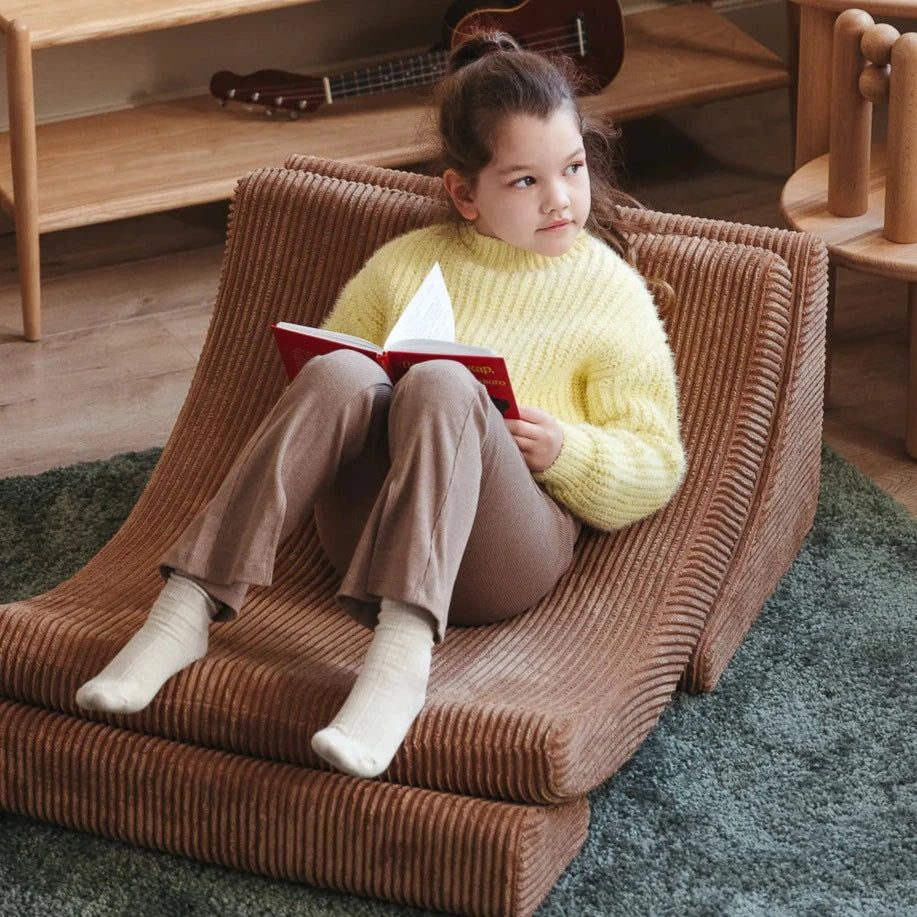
442 169 479 221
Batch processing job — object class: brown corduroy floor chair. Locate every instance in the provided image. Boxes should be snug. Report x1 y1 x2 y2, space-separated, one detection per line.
0 157 827 917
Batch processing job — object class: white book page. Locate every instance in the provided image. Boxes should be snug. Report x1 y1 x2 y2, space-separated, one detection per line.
388 339 493 355
274 322 380 352
384 262 455 349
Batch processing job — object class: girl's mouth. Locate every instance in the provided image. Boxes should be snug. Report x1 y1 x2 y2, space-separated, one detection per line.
540 220 572 232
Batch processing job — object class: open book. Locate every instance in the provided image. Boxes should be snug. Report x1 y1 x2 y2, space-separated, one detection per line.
272 262 520 418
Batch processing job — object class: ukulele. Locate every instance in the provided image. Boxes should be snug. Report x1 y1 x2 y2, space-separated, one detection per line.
210 0 625 117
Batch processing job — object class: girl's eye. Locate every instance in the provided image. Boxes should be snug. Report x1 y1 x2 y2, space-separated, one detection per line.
511 176 535 188
565 162 585 176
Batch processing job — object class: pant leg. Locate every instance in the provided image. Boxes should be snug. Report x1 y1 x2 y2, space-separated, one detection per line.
313 442 389 583
328 360 581 642
160 349 392 616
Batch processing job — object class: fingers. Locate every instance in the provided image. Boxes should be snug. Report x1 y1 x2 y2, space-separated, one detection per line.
505 406 563 473
505 418 540 440
511 431 549 463
511 438 540 472
516 405 551 423
511 434 535 453
508 428 535 450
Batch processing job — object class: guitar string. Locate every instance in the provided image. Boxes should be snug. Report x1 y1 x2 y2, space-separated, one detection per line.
242 27 577 100
252 40 586 105
225 26 590 106
326 35 585 102
327 26 580 98
237 31 579 102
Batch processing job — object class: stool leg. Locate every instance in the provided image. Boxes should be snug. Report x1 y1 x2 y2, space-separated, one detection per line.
907 282 916 459
7 21 42 341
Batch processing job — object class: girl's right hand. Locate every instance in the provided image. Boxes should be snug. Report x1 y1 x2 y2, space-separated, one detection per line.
505 406 564 473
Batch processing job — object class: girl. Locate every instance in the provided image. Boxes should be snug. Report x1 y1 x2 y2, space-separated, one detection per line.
76 32 686 779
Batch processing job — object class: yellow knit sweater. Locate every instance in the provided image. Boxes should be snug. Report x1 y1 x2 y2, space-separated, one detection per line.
321 222 685 532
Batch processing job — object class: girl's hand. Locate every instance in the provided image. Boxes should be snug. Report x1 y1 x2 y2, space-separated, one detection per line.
505 406 564 472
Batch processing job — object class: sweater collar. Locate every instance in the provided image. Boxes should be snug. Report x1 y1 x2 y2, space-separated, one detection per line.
454 222 592 271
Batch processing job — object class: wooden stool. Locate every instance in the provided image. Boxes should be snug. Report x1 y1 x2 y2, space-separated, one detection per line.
782 3 917 458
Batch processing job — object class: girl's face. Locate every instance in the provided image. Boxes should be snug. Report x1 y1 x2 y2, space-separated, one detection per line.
444 106 591 257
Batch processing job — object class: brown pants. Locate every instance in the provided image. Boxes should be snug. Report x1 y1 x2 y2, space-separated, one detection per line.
161 350 580 642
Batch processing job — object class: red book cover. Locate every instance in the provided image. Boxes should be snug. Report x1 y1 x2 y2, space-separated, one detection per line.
270 324 520 419
271 323 381 381
384 348 519 419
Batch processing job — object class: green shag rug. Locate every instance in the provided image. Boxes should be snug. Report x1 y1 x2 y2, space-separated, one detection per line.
0 447 915 916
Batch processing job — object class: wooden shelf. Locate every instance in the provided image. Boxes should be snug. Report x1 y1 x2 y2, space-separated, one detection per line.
0 92 435 232
0 4 788 234
0 0 321 49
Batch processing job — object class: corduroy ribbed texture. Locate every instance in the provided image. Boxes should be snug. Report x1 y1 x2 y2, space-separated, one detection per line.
0 160 827 916
0 699 588 917
284 155 445 197
618 207 829 691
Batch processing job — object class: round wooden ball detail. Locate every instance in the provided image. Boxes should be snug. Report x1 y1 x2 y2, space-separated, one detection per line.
859 62 891 103
861 23 900 66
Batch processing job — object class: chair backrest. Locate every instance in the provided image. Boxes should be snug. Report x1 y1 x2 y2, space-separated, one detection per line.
825 9 917 242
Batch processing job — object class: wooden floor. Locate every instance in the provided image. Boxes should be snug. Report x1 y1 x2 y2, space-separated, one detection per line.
0 88 914 515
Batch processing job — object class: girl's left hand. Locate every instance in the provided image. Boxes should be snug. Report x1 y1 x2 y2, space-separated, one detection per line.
505 406 564 473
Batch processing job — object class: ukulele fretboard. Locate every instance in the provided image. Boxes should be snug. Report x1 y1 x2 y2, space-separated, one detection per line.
328 49 451 100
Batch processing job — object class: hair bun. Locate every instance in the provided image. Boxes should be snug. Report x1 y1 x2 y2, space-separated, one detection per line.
447 30 522 74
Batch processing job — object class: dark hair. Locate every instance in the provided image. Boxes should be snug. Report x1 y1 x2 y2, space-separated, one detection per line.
432 31 646 267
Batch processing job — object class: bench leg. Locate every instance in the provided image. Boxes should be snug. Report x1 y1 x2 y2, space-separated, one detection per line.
6 20 41 341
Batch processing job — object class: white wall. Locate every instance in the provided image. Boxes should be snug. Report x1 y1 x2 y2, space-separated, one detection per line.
0 0 786 131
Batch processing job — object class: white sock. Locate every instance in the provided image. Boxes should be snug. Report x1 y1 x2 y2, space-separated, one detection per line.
311 599 434 778
75 574 216 714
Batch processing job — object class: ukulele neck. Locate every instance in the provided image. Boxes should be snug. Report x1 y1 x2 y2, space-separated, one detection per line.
328 49 451 100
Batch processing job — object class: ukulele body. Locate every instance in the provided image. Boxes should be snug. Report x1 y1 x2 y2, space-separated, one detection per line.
443 0 624 92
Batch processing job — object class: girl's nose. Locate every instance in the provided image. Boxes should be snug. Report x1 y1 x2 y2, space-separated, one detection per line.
542 179 571 213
